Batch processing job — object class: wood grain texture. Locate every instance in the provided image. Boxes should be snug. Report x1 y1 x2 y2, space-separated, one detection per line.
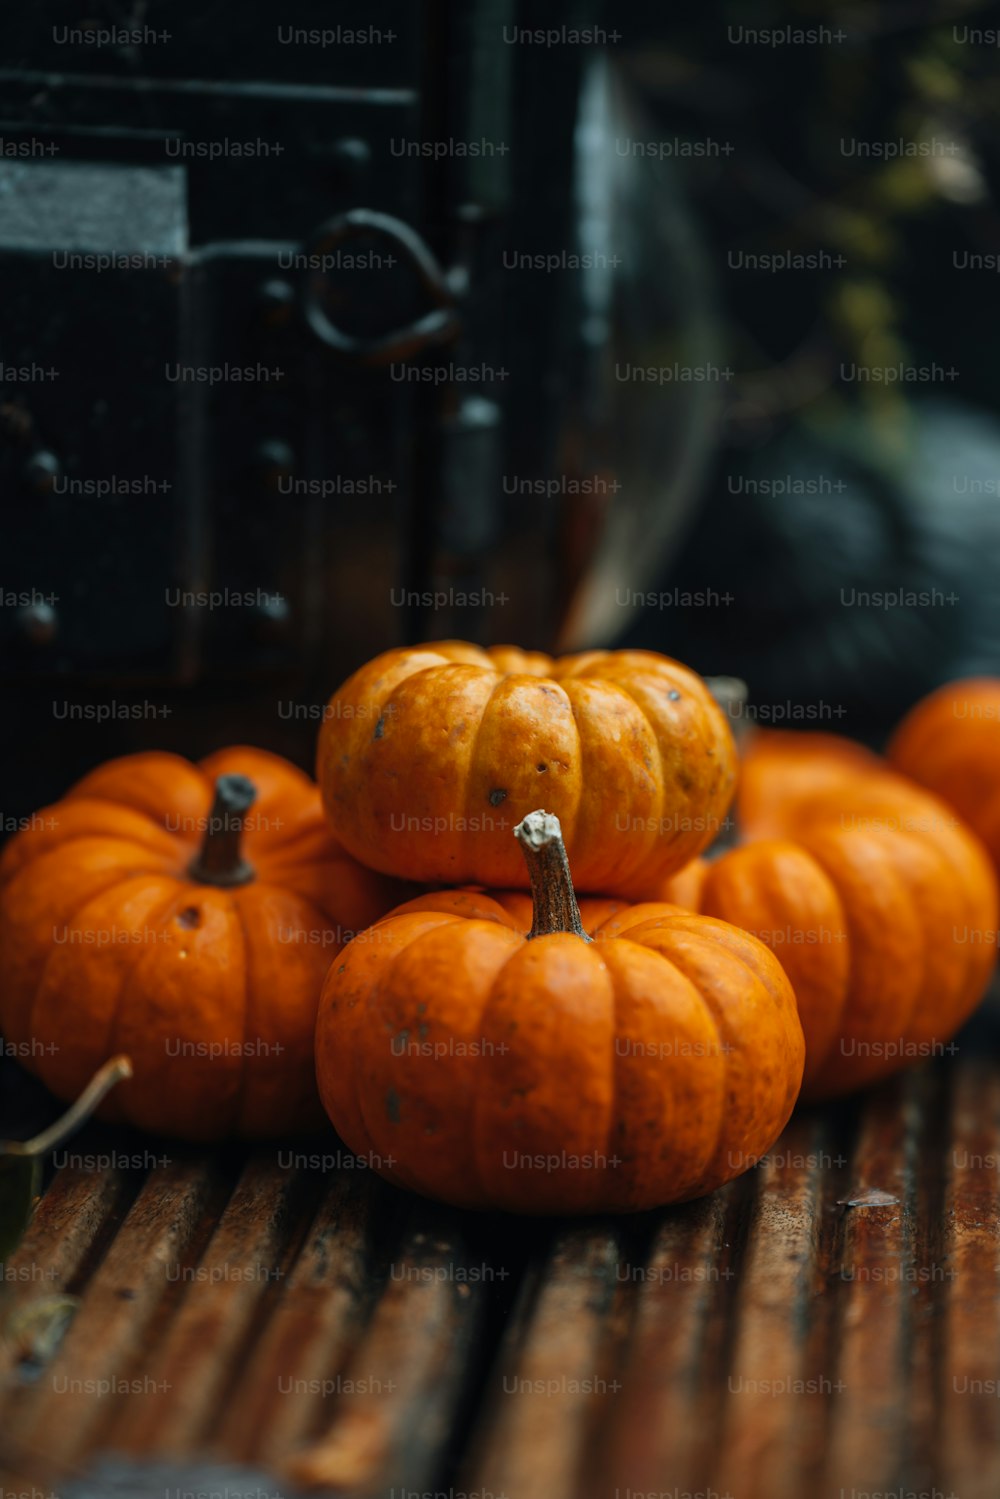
2 1025 1000 1499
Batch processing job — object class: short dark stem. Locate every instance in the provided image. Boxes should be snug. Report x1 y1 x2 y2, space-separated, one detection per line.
188 774 257 887
514 810 591 942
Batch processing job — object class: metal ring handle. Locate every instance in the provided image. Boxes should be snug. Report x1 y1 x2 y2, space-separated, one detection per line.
298 209 461 366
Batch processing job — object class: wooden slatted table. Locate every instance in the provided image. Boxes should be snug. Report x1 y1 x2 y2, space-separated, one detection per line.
2 994 1000 1499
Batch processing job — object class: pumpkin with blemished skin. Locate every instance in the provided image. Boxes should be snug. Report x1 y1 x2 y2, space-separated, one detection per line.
645 743 998 1099
314 809 804 1214
889 677 1000 878
316 642 737 894
0 747 409 1139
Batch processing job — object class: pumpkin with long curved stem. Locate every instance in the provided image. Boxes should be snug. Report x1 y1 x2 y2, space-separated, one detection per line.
889 677 1000 877
646 742 998 1099
316 642 737 893
0 748 408 1138
314 809 804 1214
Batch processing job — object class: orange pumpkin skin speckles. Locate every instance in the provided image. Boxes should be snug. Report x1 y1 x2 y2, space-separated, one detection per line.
889 677 1000 877
314 815 804 1216
315 642 737 894
0 747 409 1139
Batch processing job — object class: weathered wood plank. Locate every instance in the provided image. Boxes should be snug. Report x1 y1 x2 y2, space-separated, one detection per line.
461 1224 628 1499
1 1043 1000 1499
283 1195 489 1498
714 1109 839 1499
586 1189 734 1495
821 1071 915 1495
215 1163 385 1466
2 1152 228 1476
0 1161 134 1364
110 1153 309 1455
940 1057 1000 1499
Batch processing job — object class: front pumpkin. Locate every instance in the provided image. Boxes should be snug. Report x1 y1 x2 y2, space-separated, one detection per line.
0 747 409 1139
314 810 804 1214
315 642 737 894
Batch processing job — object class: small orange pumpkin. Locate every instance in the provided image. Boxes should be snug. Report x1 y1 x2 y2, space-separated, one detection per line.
648 742 998 1099
889 677 1000 877
736 727 892 842
314 809 804 1214
0 747 408 1139
316 642 736 893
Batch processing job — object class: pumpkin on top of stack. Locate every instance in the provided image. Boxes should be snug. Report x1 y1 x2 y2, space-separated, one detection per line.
314 641 737 892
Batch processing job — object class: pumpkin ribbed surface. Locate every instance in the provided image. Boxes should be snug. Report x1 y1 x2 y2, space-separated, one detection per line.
315 881 804 1215
0 747 407 1138
316 642 736 892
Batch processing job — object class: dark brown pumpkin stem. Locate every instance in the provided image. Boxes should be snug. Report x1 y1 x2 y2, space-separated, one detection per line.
514 809 591 942
188 774 257 887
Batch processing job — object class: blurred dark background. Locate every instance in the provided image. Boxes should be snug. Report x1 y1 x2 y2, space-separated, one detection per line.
3 0 1000 817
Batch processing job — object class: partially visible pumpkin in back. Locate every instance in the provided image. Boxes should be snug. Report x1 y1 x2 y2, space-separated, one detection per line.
889 677 1000 878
